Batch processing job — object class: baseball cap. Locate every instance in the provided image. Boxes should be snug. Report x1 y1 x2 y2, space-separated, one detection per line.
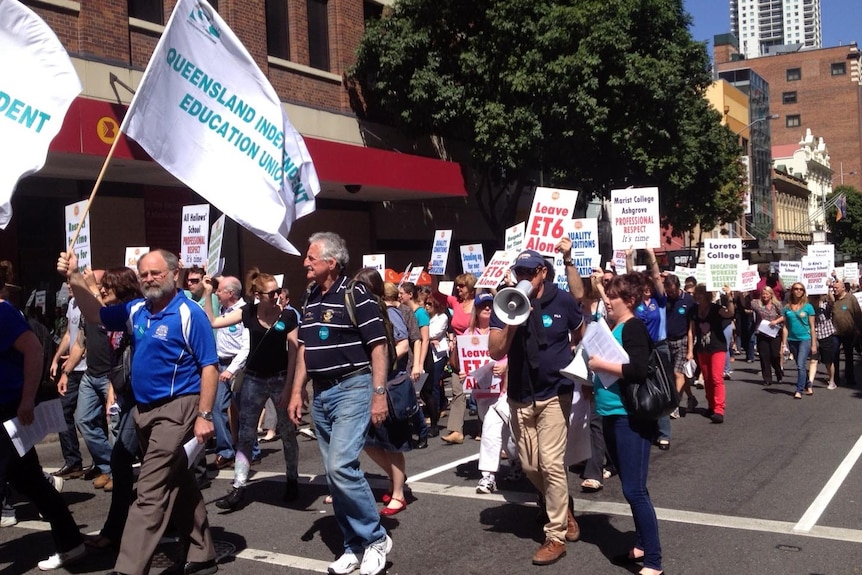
513 250 547 270
474 292 494 306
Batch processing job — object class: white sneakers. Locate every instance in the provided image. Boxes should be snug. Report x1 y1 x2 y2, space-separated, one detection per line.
0 503 16 527
328 551 360 575
37 543 86 571
476 475 497 494
360 534 392 575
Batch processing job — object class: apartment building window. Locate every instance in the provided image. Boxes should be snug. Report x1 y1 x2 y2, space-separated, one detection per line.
786 67 801 81
266 0 289 60
364 1 383 23
782 91 797 104
832 62 847 76
128 0 163 24
307 0 330 71
786 114 801 128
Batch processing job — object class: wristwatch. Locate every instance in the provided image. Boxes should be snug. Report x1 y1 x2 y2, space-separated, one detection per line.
373 386 387 395
563 258 575 267
197 411 214 421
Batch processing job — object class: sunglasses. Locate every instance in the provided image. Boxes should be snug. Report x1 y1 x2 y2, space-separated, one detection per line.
476 302 493 309
186 278 201 285
257 289 280 299
792 287 805 291
513 267 541 278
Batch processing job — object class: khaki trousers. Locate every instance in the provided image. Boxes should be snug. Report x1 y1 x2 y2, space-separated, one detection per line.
509 392 572 543
114 394 215 575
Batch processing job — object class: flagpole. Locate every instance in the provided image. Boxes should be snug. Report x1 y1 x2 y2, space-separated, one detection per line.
66 132 123 252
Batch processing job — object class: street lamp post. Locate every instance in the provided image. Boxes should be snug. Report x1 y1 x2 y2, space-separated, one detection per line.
734 113 781 137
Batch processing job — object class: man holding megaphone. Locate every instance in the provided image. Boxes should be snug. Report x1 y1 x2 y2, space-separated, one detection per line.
488 248 585 567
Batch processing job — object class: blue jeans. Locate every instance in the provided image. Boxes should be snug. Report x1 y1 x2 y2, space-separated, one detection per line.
723 324 733 373
234 372 297 488
603 415 662 571
58 371 83 468
788 339 812 393
312 372 385 553
75 372 112 474
214 366 235 459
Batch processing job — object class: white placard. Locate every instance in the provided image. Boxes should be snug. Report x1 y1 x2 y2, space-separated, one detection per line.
800 256 830 295
695 264 708 287
611 187 661 250
456 334 500 400
429 230 452 275
64 200 91 272
405 266 423 285
505 222 525 252
844 262 859 284
739 263 759 292
475 250 518 290
206 214 226 278
124 247 149 269
181 204 209 268
558 219 600 279
673 265 696 281
460 244 485 275
362 254 386 274
807 244 835 273
705 238 742 292
778 261 801 288
612 250 627 273
524 187 578 256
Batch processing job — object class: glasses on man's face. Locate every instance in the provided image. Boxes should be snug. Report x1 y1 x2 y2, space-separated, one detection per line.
139 270 168 281
257 289 280 299
186 277 201 285
513 267 540 279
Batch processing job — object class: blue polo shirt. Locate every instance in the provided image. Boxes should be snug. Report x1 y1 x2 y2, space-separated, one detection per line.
299 276 387 379
635 293 667 342
101 291 218 404
665 292 695 339
490 282 583 403
0 301 29 404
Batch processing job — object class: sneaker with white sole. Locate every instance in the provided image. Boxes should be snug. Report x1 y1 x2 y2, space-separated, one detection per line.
328 551 360 575
37 543 86 571
669 407 680 419
476 476 497 494
1 503 17 527
359 534 392 575
47 474 64 493
827 382 837 390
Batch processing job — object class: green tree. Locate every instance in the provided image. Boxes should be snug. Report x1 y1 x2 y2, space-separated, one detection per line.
349 0 746 240
827 185 862 257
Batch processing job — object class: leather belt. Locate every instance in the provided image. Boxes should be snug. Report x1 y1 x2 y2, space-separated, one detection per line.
312 366 372 392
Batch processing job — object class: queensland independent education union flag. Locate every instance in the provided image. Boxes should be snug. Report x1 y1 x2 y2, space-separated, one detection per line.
122 0 320 255
0 0 81 229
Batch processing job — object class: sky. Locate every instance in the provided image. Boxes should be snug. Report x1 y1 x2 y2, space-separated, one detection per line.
684 0 859 53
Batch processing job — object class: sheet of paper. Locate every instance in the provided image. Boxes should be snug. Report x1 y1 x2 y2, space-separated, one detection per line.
579 318 629 389
184 437 205 468
3 399 65 457
757 319 781 339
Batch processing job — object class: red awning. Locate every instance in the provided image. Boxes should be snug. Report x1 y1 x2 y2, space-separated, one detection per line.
43 97 467 201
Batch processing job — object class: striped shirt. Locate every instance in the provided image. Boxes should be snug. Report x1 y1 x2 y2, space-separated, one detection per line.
299 276 386 378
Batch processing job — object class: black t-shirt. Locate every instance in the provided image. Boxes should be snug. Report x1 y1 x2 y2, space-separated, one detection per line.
81 318 112 377
693 303 727 353
242 304 298 377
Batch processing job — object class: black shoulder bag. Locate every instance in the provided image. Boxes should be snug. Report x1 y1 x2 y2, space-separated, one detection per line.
621 340 680 420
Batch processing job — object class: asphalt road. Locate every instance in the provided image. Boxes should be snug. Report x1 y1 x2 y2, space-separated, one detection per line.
4 355 862 575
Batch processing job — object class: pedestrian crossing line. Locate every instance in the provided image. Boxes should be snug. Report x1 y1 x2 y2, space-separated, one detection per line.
793 431 862 533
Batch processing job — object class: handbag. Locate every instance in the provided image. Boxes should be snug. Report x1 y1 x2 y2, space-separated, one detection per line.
621 347 680 420
385 372 419 421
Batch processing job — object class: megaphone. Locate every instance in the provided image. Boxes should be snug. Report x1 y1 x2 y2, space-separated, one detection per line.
493 280 534 325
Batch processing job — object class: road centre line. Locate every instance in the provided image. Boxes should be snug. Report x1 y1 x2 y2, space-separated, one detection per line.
793 432 862 533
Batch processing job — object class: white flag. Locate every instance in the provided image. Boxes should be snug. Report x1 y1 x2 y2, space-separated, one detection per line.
122 0 319 255
0 0 81 228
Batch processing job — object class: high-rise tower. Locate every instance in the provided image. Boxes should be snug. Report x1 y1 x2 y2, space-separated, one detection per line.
730 0 822 59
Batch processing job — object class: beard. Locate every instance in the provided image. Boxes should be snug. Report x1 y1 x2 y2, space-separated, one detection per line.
143 281 175 301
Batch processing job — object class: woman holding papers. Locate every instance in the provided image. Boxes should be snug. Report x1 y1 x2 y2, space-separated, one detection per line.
587 273 664 575
688 285 735 423
750 286 785 386
782 283 817 399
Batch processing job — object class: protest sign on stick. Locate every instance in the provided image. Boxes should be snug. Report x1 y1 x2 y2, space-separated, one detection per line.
610 187 661 250
523 187 578 256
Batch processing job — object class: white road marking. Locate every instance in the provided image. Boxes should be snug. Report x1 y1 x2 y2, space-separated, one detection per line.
793 432 862 532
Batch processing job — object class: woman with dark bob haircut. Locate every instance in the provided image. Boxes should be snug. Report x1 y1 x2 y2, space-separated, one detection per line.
587 273 664 575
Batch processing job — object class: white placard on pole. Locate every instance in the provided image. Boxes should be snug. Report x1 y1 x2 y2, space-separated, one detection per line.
843 262 858 284
705 238 742 292
405 266 424 285
800 256 830 295
181 204 209 268
362 254 386 274
429 230 452 275
611 187 661 250
65 200 91 272
124 247 149 269
778 261 801 289
807 244 835 273
475 250 518 290
524 187 578 256
460 244 485 275
739 263 759 292
505 222 525 253
206 214 226 277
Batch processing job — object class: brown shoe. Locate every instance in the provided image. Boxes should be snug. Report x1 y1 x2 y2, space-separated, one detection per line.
208 455 235 470
441 431 464 444
93 473 111 489
532 538 566 565
103 478 114 492
566 509 580 542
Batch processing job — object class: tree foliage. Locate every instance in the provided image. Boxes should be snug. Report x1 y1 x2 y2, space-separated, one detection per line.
828 185 862 257
349 0 746 239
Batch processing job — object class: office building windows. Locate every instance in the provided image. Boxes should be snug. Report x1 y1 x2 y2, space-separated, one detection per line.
786 67 801 81
832 62 846 76
307 0 330 71
782 91 797 104
786 114 801 127
266 0 289 60
128 0 163 24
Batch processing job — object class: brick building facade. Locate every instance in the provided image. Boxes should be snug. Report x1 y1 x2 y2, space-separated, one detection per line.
715 39 862 191
2 0 485 301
